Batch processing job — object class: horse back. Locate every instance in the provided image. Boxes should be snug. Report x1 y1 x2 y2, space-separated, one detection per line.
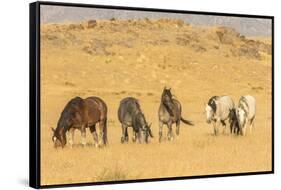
118 97 140 125
239 95 256 119
84 97 107 124
216 96 235 120
61 96 87 127
158 98 181 122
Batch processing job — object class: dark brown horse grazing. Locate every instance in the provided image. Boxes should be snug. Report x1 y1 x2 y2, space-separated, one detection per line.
52 96 108 148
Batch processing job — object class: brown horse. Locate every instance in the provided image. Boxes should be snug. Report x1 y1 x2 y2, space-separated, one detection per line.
51 96 108 148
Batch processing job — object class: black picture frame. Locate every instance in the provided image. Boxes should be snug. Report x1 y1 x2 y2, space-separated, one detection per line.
29 1 274 188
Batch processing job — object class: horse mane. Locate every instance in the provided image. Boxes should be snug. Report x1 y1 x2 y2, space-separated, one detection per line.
239 96 249 116
161 88 176 116
208 96 219 112
130 100 147 131
57 96 84 131
134 98 141 111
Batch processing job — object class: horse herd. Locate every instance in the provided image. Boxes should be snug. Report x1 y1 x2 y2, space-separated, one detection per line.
51 87 256 148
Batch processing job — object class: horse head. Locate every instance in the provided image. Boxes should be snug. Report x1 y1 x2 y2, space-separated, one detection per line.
161 87 175 116
205 96 218 123
51 126 66 148
140 123 153 144
162 87 173 102
236 107 246 129
136 112 153 143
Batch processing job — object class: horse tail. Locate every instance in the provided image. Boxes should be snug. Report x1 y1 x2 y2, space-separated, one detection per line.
180 117 194 126
103 117 108 145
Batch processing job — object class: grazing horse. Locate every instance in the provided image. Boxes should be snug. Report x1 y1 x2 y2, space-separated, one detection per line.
205 96 235 135
158 87 193 142
118 97 153 144
52 96 108 148
236 95 256 136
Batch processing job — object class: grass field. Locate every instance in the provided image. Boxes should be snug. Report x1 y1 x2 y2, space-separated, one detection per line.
40 18 272 185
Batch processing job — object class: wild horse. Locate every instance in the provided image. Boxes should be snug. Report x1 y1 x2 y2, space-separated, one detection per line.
52 96 108 148
158 87 194 142
118 97 153 144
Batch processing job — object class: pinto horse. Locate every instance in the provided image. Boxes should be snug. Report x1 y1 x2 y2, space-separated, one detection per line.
52 96 108 148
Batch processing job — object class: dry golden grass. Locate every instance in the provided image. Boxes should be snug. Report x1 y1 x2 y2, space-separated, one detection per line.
40 19 272 185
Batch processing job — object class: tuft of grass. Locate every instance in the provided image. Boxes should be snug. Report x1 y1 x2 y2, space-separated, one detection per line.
96 166 128 182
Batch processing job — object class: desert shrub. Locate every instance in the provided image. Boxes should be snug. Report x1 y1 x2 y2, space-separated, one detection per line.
216 27 240 45
68 24 84 31
87 20 97 29
96 167 128 181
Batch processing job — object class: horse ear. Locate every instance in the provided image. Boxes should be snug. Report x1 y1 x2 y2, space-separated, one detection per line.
148 123 152 128
51 127 55 132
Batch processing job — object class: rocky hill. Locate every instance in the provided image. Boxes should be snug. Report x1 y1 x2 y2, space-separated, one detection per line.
41 18 271 60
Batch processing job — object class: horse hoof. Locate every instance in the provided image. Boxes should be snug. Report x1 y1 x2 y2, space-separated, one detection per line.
94 143 99 148
81 142 87 147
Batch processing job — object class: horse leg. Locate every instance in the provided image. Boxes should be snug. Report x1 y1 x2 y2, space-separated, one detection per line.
249 118 254 134
136 131 140 143
89 124 98 147
167 122 174 141
242 118 249 136
176 120 180 137
233 122 239 135
102 118 108 145
230 122 234 134
221 121 226 135
159 121 163 143
213 121 219 136
68 128 75 147
132 131 137 142
121 124 127 144
81 125 87 146
97 121 106 147
241 126 246 136
125 127 129 142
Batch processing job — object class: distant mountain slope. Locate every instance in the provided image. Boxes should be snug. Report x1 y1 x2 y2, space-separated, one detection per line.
41 18 272 63
41 5 272 36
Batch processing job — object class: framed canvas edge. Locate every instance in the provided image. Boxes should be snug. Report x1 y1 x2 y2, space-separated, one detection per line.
29 1 275 189
30 1 41 189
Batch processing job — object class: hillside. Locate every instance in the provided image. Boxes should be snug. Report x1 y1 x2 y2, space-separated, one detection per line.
41 5 272 36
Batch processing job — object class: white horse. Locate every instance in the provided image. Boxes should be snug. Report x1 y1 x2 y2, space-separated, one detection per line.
236 95 256 136
205 96 235 135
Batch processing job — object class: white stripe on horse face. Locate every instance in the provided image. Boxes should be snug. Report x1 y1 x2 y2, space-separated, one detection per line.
205 105 213 122
237 108 246 127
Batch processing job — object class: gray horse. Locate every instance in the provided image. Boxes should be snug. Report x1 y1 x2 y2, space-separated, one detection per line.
158 87 193 142
118 97 153 144
205 96 235 135
236 95 256 136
